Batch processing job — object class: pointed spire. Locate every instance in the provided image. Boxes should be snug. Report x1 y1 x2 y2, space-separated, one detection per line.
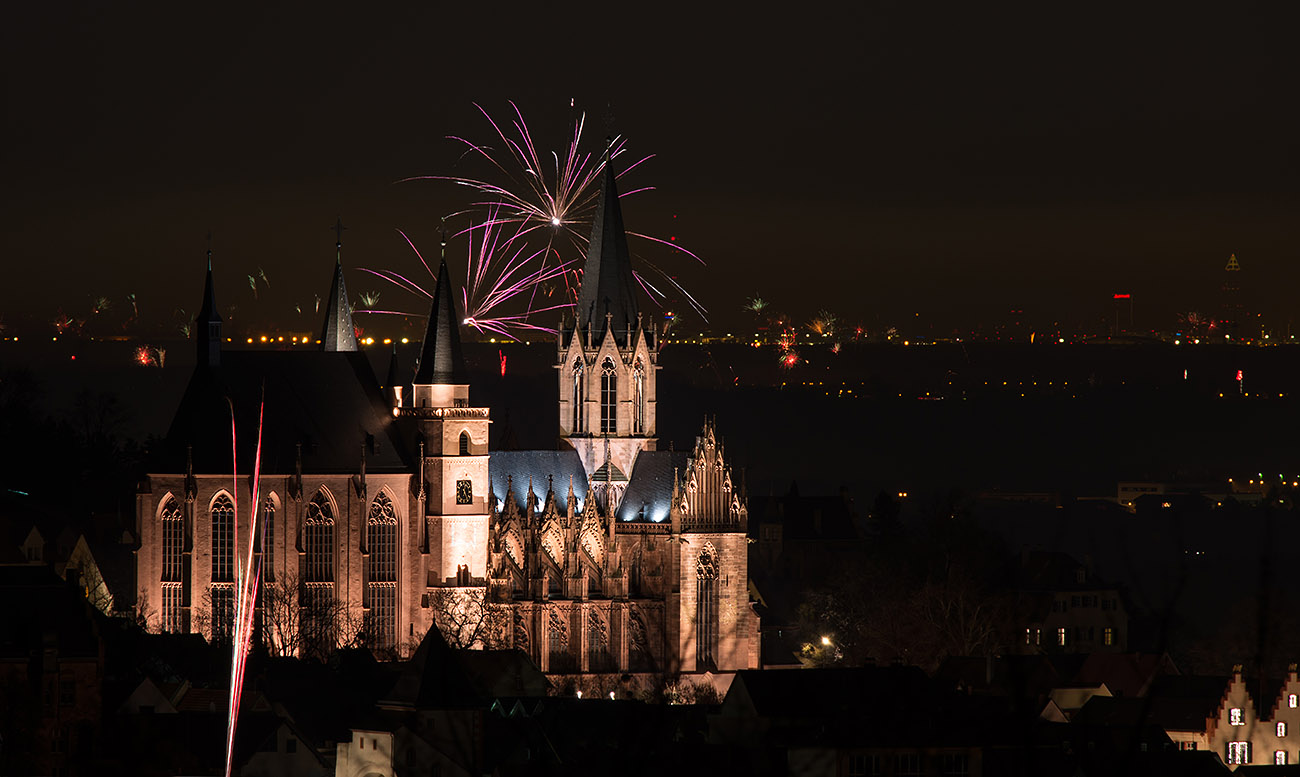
413 234 469 385
574 139 638 346
197 240 222 367
320 218 358 352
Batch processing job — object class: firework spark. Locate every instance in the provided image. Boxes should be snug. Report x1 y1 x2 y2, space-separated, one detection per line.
397 101 708 327
223 395 265 777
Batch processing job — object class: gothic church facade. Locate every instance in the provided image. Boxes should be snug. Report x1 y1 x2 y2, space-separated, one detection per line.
134 165 759 677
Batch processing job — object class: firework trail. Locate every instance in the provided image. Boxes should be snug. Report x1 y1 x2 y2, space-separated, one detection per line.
223 394 265 777
392 101 708 329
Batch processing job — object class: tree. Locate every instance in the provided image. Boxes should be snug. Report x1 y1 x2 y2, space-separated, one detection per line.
427 588 507 650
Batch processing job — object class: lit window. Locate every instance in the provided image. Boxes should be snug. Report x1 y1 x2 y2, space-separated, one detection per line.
1290 693 1298 708
1227 741 1250 764
456 479 473 505
1103 627 1114 646
600 357 617 435
1058 627 1067 646
366 492 398 651
1230 707 1244 726
1277 750 1288 765
1279 721 1287 738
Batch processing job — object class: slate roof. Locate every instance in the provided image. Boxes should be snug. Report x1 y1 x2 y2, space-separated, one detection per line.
573 159 639 346
413 254 469 385
319 260 358 352
164 350 412 475
489 450 588 514
616 450 689 523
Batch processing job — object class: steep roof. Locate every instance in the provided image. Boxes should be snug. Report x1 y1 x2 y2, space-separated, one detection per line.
319 260 358 352
489 450 588 514
573 158 639 345
164 350 412 474
413 255 469 385
196 255 222 366
616 450 689 523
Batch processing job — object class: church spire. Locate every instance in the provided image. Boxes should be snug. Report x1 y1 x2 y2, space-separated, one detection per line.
413 234 469 387
196 238 222 367
574 139 639 346
320 218 358 352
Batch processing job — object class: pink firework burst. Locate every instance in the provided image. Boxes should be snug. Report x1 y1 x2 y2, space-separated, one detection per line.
391 100 708 327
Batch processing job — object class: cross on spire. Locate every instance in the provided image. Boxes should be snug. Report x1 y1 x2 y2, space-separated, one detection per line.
333 217 346 261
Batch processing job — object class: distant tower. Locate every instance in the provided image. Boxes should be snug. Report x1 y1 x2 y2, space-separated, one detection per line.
320 218 358 352
557 145 658 495
196 246 222 367
402 244 490 594
1223 253 1242 338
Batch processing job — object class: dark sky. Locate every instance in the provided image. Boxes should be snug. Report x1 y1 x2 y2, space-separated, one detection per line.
4 2 1298 337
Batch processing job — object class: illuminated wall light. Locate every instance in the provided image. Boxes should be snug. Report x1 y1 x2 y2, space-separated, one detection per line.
260 336 268 343
401 338 409 344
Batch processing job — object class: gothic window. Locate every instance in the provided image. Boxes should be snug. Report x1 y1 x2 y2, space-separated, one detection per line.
303 490 337 657
459 431 470 456
160 496 184 633
304 491 335 583
211 494 234 583
632 358 645 435
548 611 573 672
366 492 398 651
210 584 234 644
161 497 184 583
260 496 275 582
587 611 611 672
600 357 617 435
696 542 719 670
456 479 473 505
571 358 585 433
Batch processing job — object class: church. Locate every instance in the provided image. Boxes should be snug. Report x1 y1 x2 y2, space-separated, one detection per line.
133 163 760 679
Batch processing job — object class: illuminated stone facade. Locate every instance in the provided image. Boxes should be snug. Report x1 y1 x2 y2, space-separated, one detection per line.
134 166 759 677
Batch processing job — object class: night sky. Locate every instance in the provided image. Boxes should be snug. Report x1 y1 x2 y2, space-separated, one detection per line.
5 2 1298 336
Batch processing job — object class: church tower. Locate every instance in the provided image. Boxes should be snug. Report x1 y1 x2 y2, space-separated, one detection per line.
558 151 659 501
402 245 491 590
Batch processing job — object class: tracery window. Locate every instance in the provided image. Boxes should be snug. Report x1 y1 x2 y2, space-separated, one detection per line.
696 543 719 670
304 491 335 583
632 358 646 435
160 496 184 632
587 611 611 672
600 357 617 435
571 358 585 433
548 611 572 672
260 496 275 581
211 493 234 583
366 492 398 650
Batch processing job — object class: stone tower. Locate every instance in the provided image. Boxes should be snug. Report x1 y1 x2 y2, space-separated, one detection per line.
558 153 659 504
403 250 490 588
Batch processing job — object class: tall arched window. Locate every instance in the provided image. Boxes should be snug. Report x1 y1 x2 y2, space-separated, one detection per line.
548 611 571 672
600 357 617 435
366 492 398 651
632 358 646 435
304 491 335 583
459 431 470 456
259 496 276 582
211 494 234 583
571 358 585 433
209 493 235 642
696 543 719 670
302 490 337 657
160 496 184 632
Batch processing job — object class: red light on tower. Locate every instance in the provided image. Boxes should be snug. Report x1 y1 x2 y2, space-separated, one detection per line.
1113 293 1131 299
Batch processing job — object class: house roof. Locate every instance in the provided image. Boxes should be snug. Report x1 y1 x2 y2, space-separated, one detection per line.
164 350 412 474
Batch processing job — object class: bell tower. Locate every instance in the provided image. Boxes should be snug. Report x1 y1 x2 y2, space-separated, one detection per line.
401 244 490 588
558 147 659 493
